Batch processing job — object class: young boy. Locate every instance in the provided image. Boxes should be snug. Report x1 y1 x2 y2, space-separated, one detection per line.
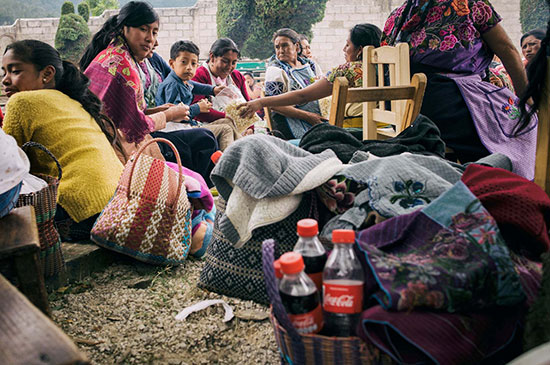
156 41 241 150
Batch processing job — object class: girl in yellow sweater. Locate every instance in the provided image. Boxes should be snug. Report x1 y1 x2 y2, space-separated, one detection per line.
2 40 123 241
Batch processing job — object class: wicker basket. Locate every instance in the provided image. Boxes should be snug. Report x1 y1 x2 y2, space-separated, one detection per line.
262 239 393 365
16 142 65 278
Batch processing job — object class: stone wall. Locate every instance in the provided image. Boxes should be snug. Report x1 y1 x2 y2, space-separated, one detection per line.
0 0 521 72
310 0 523 72
0 0 218 66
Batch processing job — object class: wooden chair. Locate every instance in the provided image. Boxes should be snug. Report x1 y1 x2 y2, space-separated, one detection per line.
363 43 420 140
534 55 550 195
0 273 89 364
329 72 427 138
0 206 50 315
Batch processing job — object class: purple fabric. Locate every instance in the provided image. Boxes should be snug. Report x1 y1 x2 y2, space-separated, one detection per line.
448 73 537 179
165 161 213 212
358 305 521 364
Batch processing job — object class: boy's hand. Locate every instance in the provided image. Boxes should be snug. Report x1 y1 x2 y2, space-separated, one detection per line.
198 98 212 113
213 85 226 95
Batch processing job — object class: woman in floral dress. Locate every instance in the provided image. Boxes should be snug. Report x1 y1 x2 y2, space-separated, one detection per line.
381 0 537 179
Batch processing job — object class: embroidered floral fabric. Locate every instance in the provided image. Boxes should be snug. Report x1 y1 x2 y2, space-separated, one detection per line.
356 181 525 313
325 61 363 87
381 0 502 74
316 175 366 214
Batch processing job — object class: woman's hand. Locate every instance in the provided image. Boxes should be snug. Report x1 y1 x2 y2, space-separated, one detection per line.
165 103 190 122
304 112 327 126
237 99 263 118
144 103 175 115
197 98 212 113
213 85 226 95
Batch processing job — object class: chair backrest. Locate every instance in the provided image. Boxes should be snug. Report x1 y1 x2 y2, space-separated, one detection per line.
534 56 550 195
329 68 427 139
363 43 413 140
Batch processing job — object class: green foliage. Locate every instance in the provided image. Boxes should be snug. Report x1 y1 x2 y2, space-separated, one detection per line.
520 0 549 33
217 0 328 59
61 1 75 15
83 0 120 16
55 12 91 64
78 2 90 22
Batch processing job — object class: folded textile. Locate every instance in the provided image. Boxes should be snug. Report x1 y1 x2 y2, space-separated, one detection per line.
211 134 344 247
166 161 213 212
356 180 525 313
319 152 462 239
462 164 550 259
299 114 446 163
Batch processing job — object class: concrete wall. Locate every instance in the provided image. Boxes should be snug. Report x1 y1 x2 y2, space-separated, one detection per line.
309 0 523 72
0 0 521 72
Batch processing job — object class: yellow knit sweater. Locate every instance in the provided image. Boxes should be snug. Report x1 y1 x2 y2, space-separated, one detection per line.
3 90 123 222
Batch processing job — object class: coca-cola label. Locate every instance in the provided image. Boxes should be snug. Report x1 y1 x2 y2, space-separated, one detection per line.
323 282 364 314
288 304 323 334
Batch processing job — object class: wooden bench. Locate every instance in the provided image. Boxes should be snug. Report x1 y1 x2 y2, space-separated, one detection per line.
0 274 89 364
0 206 50 315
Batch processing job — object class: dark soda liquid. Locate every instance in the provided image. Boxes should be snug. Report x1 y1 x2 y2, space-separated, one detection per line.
302 254 327 275
280 291 321 315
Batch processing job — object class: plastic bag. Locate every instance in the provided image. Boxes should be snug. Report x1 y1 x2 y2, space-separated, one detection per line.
212 84 246 112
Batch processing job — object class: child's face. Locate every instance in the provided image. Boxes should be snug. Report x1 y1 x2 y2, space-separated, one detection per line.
170 51 199 81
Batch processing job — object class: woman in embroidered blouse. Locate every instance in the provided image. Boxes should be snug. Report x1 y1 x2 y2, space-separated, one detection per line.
79 1 218 184
239 24 382 130
381 0 536 179
191 38 251 123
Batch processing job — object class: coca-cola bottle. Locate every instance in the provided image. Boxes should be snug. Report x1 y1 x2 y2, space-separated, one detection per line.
294 219 327 294
279 252 323 335
273 258 283 285
322 229 364 337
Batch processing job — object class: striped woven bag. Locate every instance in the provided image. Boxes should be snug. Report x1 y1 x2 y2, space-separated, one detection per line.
91 138 192 265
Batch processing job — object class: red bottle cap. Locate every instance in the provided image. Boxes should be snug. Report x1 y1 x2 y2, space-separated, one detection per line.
273 259 283 279
211 150 223 164
279 252 304 275
332 229 355 243
297 219 318 237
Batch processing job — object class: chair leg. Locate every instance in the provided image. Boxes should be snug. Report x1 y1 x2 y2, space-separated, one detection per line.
14 252 50 316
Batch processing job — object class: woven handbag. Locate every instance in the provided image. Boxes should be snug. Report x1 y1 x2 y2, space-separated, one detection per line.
91 138 192 265
16 142 65 278
198 193 315 304
262 239 394 365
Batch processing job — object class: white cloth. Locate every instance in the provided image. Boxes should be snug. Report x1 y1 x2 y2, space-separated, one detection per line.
0 130 30 194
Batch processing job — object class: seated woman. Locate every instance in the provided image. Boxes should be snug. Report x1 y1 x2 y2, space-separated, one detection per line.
380 0 536 179
191 38 251 124
239 24 382 130
2 40 123 241
521 29 545 66
263 28 325 139
79 1 218 185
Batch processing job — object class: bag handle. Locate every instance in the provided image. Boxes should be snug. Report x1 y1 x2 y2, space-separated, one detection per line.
128 137 184 208
262 239 306 364
21 142 62 180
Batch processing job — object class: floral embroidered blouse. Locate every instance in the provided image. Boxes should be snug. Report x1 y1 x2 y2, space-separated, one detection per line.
381 0 502 75
325 61 363 87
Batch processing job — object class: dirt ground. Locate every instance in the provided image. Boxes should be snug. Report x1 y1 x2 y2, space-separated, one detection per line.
50 258 280 364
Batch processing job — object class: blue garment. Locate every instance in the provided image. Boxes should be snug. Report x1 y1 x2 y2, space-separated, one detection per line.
149 52 172 80
156 70 215 120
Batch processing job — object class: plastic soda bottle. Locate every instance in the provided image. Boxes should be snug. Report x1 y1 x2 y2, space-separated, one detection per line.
322 229 364 337
279 252 323 334
273 258 283 285
294 219 327 294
